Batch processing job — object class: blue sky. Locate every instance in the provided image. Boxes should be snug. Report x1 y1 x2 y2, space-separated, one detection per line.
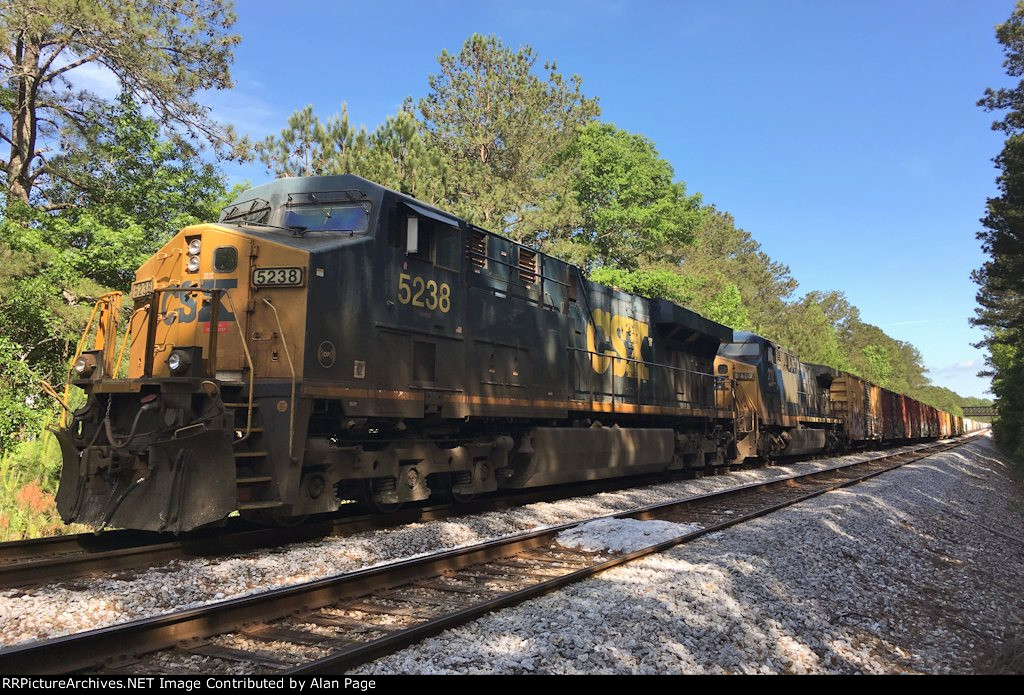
201 0 1014 398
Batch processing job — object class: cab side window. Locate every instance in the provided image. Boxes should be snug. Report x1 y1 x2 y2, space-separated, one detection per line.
409 215 460 271
435 225 460 270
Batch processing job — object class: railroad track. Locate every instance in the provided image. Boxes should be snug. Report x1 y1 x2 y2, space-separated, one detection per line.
0 440 904 589
0 471 718 589
0 433 981 675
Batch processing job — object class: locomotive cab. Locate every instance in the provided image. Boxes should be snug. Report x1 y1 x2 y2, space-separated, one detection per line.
715 332 840 459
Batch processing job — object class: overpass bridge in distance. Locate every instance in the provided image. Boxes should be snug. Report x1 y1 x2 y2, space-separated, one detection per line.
963 406 997 417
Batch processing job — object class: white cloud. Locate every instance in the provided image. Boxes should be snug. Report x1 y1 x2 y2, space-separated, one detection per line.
52 53 122 98
201 87 283 140
927 359 979 377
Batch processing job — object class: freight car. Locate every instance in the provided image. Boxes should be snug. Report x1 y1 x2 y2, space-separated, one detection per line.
53 175 973 533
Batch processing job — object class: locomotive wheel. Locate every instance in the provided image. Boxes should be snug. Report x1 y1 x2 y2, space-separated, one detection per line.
450 489 477 504
362 480 403 514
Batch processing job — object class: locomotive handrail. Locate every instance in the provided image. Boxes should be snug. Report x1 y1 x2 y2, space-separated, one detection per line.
567 345 716 378
113 305 150 379
261 297 296 462
567 345 719 410
223 293 255 442
61 292 122 426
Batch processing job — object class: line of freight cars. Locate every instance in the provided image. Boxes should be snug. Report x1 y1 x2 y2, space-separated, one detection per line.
827 369 982 443
827 370 978 440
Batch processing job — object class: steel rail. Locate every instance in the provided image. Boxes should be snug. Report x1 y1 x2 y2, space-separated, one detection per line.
0 456 767 589
292 436 979 674
0 433 981 675
0 439 921 589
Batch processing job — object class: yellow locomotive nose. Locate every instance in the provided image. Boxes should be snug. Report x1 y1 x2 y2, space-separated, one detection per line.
127 226 248 379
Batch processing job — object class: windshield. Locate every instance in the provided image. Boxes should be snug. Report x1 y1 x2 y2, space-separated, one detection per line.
282 202 371 233
718 342 761 359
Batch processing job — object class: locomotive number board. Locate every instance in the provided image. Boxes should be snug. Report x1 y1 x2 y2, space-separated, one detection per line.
130 278 154 300
252 267 304 287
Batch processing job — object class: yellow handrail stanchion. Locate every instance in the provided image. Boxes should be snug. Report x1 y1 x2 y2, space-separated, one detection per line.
61 292 122 427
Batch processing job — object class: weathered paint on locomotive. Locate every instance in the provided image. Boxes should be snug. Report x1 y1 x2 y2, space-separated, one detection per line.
55 175 981 532
56 175 744 531
127 223 310 381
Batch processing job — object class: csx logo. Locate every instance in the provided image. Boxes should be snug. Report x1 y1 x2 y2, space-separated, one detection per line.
160 279 237 325
586 309 651 378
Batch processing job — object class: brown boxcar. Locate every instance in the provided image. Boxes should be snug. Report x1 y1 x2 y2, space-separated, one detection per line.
881 389 902 440
829 374 868 442
908 398 922 439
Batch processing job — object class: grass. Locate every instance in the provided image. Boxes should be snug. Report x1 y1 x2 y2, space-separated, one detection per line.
0 419 90 541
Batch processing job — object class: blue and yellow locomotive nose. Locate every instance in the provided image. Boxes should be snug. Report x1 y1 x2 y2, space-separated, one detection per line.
127 224 310 382
53 222 313 532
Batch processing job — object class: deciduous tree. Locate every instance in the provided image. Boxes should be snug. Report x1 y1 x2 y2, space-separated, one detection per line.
563 122 703 269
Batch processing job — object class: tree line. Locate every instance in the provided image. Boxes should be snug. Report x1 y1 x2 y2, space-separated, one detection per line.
0 2 993 456
975 2 1024 462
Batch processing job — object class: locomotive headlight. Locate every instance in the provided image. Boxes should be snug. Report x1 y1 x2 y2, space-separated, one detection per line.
167 350 191 374
186 255 201 273
73 355 96 378
188 238 202 256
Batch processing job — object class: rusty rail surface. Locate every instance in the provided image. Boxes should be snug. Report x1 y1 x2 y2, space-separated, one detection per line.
0 433 982 675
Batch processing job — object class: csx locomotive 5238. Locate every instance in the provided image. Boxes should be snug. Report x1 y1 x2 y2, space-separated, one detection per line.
54 175 972 533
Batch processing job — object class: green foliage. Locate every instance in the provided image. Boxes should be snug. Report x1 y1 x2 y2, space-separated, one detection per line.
976 2 1024 463
252 101 449 207
590 267 699 305
767 300 850 371
860 344 894 387
0 421 87 540
0 96 228 457
589 266 750 330
363 105 449 206
0 221 101 383
562 122 703 269
989 339 1024 461
0 335 47 451
0 0 242 206
678 207 797 332
253 103 370 179
420 34 599 243
45 93 230 289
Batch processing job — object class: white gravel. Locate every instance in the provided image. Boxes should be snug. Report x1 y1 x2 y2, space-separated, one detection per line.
557 518 702 553
0 442 938 647
356 433 1023 675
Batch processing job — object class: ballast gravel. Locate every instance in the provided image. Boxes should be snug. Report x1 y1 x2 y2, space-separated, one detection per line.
356 434 1024 674
0 444 926 647
556 517 703 553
